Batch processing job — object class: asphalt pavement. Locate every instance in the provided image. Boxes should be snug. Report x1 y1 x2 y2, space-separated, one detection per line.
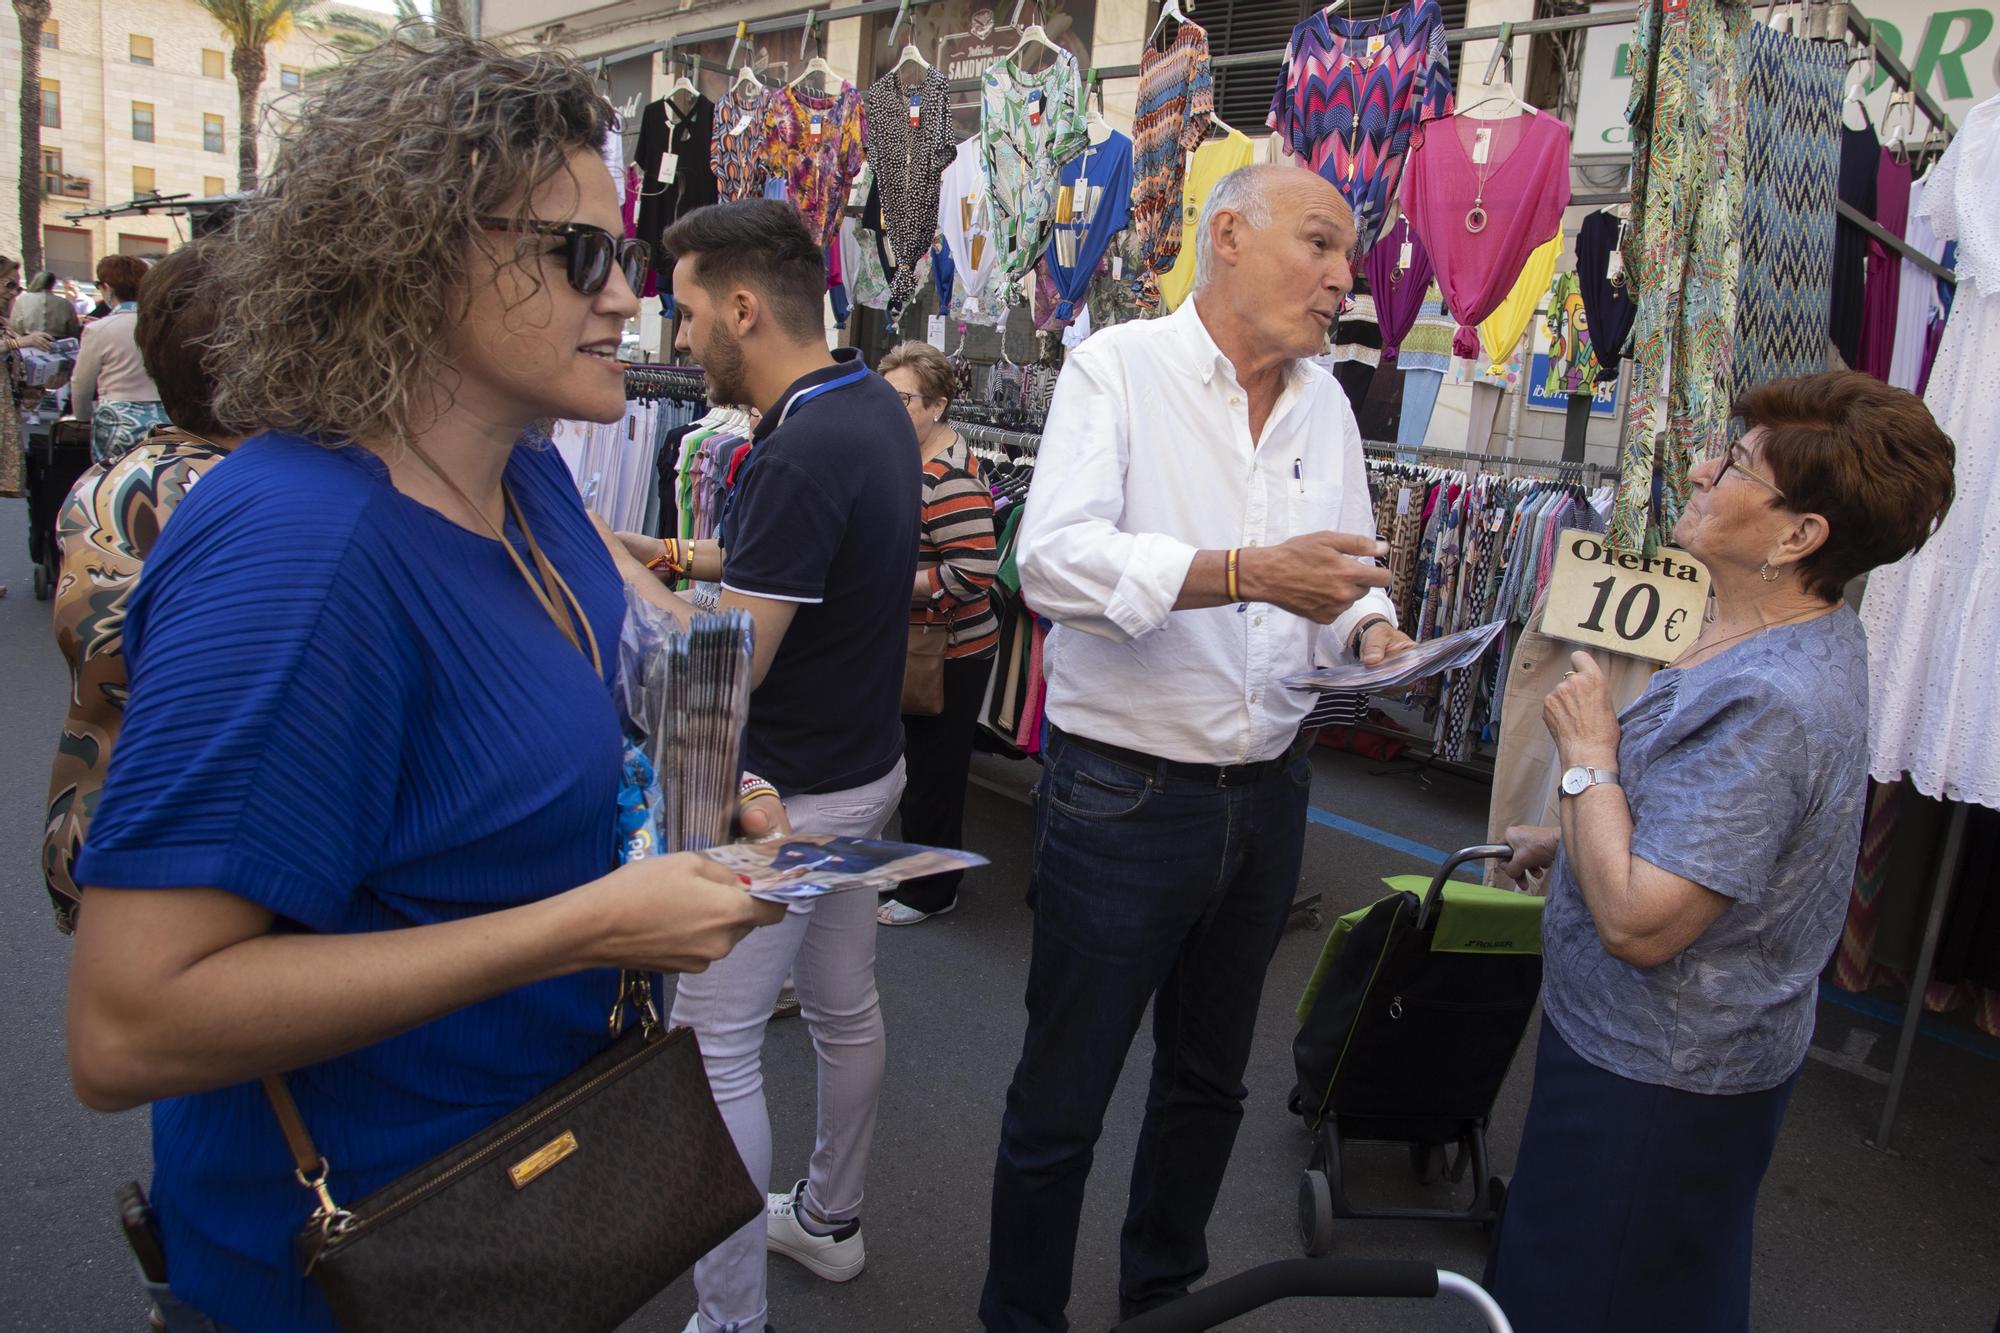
1 495 1995 1333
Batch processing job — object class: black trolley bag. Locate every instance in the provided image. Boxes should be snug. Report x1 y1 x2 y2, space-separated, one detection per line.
1289 846 1544 1254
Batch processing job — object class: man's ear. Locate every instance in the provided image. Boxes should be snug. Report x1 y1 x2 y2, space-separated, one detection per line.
1209 208 1242 271
731 287 761 338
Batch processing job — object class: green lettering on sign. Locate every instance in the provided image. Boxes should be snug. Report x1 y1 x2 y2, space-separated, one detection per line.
1614 41 1632 77
1912 8 1993 101
1865 19 1902 94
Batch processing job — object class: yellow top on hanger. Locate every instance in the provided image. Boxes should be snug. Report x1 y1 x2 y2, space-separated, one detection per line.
1478 232 1562 375
1159 130 1256 312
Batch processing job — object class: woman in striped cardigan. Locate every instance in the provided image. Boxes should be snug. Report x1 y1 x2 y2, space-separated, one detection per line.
879 342 1000 925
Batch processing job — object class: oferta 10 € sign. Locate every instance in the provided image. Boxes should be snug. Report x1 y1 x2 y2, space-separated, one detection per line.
1543 530 1711 664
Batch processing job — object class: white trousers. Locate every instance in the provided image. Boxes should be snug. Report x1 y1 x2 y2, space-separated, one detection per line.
674 758 906 1333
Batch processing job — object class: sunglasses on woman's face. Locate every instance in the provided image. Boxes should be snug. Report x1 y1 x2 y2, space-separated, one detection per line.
478 217 651 297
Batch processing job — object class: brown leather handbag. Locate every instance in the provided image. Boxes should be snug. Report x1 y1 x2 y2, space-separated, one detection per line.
902 618 950 717
266 976 760 1333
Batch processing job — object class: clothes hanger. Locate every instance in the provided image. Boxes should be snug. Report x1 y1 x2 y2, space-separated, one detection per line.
731 64 766 95
1084 69 1112 143
789 11 837 91
665 54 700 108
1147 0 1193 50
1002 19 1064 73
1456 24 1530 120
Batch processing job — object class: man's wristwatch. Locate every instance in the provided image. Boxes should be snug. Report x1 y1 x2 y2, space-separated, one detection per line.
1349 615 1390 658
1559 765 1620 797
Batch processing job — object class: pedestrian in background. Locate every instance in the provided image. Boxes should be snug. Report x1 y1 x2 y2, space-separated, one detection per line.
70 254 167 463
879 340 998 926
10 270 83 341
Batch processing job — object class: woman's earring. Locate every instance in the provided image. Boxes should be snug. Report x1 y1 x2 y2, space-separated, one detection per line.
1759 561 1780 583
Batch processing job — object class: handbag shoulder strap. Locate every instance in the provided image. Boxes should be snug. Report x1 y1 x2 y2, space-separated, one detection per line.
259 970 653 1206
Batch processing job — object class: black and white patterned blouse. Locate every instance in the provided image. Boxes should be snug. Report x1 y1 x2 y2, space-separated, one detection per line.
862 68 957 318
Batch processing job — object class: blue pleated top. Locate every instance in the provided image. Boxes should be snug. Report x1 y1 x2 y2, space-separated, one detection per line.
74 433 631 1332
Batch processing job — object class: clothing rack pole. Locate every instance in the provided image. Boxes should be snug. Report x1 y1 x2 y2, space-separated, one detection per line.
664 0 949 50
1568 189 1953 283
1867 799 1970 1155
1843 6 1954 134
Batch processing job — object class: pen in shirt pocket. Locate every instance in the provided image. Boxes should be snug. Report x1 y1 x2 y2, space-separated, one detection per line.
1293 458 1304 495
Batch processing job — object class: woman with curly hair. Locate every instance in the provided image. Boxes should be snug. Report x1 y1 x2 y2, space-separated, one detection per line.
64 37 783 1332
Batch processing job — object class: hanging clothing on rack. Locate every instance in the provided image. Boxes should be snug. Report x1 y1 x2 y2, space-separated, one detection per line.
1859 92 2000 810
1130 21 1215 310
864 67 957 318
1886 176 1949 392
1857 146 1915 380
1733 22 1842 394
1574 210 1637 377
711 84 771 202
1828 119 1880 370
1401 110 1571 361
1543 270 1601 396
1478 232 1562 374
980 50 1089 309
938 135 1000 321
759 82 867 255
1395 288 1455 446
1044 129 1133 324
635 94 720 304
1611 0 1751 552
1157 128 1256 312
1267 0 1453 254
1365 216 1436 362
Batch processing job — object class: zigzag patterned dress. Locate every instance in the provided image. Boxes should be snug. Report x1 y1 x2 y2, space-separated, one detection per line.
1267 0 1453 255
1732 22 1843 394
1130 22 1214 307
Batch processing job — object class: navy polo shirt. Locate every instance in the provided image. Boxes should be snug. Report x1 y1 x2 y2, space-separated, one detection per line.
722 348 922 796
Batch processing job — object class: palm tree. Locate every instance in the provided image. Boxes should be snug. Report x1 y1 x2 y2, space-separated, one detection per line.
310 0 431 59
191 0 321 192
15 0 52 274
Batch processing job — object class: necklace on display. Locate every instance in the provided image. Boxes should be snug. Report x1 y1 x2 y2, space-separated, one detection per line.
1466 151 1492 233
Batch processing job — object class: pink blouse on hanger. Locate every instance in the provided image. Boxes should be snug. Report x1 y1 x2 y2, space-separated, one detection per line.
1400 110 1571 358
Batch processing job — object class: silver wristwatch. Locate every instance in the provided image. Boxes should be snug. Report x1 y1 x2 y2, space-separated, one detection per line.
1559 765 1619 797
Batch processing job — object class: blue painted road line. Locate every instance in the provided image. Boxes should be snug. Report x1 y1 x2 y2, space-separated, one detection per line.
1306 806 1450 866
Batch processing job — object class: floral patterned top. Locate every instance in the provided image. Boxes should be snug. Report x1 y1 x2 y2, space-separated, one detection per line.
711 84 771 202
759 82 867 252
1132 23 1215 304
979 52 1089 308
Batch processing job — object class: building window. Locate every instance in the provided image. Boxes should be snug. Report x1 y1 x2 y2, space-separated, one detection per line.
42 147 65 198
204 113 226 153
280 64 303 91
119 235 170 259
130 34 155 65
133 101 155 142
133 166 157 196
205 175 225 196
41 78 59 129
203 48 226 79
45 226 94 282
42 18 58 48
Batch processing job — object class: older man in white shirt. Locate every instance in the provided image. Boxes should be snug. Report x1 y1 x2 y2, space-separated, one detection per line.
980 165 1415 1333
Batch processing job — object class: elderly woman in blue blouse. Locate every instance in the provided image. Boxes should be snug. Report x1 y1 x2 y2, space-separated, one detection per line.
1485 372 1957 1333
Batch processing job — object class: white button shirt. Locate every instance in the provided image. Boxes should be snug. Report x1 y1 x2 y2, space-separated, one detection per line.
1019 297 1397 766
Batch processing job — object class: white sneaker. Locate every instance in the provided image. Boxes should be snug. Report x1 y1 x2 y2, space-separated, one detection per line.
765 1178 865 1282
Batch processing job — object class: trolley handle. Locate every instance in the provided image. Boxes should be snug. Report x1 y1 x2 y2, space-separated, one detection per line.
1414 844 1516 934
1110 1259 1438 1332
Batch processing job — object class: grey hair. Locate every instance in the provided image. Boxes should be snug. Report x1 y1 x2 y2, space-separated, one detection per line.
1192 166 1276 291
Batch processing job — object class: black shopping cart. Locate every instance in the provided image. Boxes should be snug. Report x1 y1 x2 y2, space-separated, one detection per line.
1110 1258 1514 1332
22 414 93 601
1289 846 1544 1255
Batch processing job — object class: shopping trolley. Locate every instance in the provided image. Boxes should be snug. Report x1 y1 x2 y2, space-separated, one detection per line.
1289 846 1544 1254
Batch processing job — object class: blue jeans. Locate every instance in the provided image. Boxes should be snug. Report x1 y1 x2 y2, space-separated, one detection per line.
980 727 1311 1332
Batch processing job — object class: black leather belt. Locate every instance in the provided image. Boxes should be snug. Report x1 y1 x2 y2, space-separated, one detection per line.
1052 726 1311 789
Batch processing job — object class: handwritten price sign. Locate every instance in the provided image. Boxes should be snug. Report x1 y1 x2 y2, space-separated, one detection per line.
1543 530 1711 664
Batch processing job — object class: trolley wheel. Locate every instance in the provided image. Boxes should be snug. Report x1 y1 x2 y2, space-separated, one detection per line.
1297 1167 1335 1257
1409 1141 1448 1184
34 563 52 601
1484 1175 1510 1232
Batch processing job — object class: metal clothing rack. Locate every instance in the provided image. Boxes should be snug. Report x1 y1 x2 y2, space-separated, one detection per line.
1364 441 1606 486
